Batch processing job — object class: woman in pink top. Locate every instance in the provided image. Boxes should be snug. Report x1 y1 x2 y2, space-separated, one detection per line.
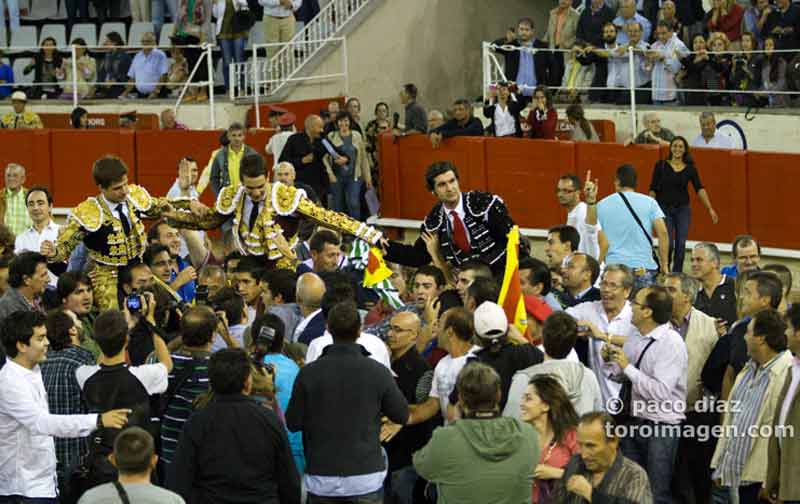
520 374 580 503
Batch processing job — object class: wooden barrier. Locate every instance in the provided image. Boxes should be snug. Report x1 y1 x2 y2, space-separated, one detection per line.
0 129 51 189
38 112 161 130
378 135 798 249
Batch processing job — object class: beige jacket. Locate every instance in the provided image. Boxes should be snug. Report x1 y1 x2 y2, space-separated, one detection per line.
711 350 793 483
685 308 720 409
766 360 800 501
323 130 372 185
545 7 580 49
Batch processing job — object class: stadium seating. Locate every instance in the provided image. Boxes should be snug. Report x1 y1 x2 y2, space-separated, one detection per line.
129 22 155 47
8 26 37 54
99 22 127 46
39 24 67 47
11 58 34 85
159 23 176 47
70 23 98 48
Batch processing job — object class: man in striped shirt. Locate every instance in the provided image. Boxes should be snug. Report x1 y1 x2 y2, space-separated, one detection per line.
159 308 216 469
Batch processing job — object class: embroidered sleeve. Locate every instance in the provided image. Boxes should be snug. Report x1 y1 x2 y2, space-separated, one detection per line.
294 196 383 245
52 217 86 263
165 208 229 231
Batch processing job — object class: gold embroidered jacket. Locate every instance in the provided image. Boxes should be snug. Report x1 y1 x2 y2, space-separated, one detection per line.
52 185 187 266
167 182 383 262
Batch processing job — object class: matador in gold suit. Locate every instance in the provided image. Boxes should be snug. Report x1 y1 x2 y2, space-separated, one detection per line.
164 181 383 265
45 184 188 310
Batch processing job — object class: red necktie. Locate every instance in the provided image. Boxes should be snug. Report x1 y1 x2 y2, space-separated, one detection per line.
450 210 470 254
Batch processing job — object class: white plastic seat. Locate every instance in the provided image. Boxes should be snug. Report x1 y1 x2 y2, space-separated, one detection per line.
39 24 67 47
159 23 176 47
70 23 97 48
99 22 127 46
129 22 155 47
12 57 35 85
8 25 37 53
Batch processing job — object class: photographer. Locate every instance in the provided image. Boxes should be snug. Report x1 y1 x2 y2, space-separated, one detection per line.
74 306 173 494
209 287 248 352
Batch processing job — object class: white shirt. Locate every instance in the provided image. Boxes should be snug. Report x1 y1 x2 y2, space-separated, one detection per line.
305 331 392 370
778 356 800 447
444 195 471 247
15 220 60 287
293 308 322 343
0 360 98 498
211 323 247 353
691 131 735 149
102 194 129 221
246 305 258 326
166 181 205 258
493 103 516 137
566 301 636 404
429 345 481 419
566 202 601 259
266 131 295 167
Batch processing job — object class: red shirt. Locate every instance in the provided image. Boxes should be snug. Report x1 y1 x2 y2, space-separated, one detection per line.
528 108 558 139
707 3 744 42
533 429 579 503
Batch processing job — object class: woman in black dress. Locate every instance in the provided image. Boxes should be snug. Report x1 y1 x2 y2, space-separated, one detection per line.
649 136 718 272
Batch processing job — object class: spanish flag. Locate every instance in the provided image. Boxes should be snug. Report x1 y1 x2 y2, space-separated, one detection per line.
498 226 529 340
363 247 393 288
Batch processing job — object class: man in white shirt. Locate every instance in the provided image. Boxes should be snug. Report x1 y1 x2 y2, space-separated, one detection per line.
166 157 207 260
0 311 129 500
556 174 606 260
14 186 59 287
691 111 736 149
566 264 638 404
267 117 296 168
263 0 302 60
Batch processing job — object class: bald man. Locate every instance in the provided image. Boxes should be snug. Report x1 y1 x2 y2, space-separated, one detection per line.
384 310 435 504
274 161 319 203
293 272 327 344
280 114 328 200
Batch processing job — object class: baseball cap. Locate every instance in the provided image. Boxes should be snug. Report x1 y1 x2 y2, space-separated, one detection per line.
11 91 27 102
524 295 552 323
474 301 508 341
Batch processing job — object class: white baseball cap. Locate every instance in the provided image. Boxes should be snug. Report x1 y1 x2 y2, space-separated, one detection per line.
11 91 27 102
474 301 508 341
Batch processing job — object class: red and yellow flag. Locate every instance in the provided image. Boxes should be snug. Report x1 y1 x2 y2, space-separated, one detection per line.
497 226 529 340
363 247 393 288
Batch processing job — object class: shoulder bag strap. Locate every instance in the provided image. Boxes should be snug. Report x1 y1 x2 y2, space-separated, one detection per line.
617 192 654 248
635 338 657 368
112 480 132 504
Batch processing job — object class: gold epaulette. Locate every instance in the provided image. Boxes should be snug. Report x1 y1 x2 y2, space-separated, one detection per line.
71 198 103 232
271 182 304 215
215 185 244 215
127 185 153 212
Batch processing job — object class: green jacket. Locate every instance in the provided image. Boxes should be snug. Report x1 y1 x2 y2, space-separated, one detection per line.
413 416 538 504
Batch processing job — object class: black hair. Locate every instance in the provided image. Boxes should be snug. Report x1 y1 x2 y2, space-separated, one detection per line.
321 281 356 318
572 253 601 284
1 310 47 358
224 251 243 272
93 310 129 357
71 107 88 129
57 271 92 302
558 173 582 191
642 286 673 325
520 256 551 295
142 244 170 268
467 277 500 307
752 309 787 353
235 255 265 281
309 229 341 253
180 306 217 347
261 269 297 303
113 427 154 474
146 220 170 245
374 101 389 115
615 164 638 189
210 287 246 326
105 31 124 46
209 348 251 394
92 156 128 188
443 307 474 342
548 225 581 253
566 104 593 139
457 362 501 412
118 261 149 290
518 17 535 28
731 234 761 258
240 154 266 181
327 301 361 343
747 271 784 309
459 260 493 281
251 313 286 354
762 263 792 297
46 310 76 351
542 311 578 359
425 161 459 192
786 303 800 333
413 264 446 288
335 111 351 124
402 83 418 99
8 251 47 289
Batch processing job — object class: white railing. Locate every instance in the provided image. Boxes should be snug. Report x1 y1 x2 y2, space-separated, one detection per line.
481 41 800 140
230 0 373 101
3 43 216 128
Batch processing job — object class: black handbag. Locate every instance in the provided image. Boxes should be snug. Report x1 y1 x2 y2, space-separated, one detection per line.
618 192 662 271
232 8 255 33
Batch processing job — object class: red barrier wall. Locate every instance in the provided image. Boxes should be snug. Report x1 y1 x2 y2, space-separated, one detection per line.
0 130 52 189
246 97 344 130
39 113 160 130
379 136 798 249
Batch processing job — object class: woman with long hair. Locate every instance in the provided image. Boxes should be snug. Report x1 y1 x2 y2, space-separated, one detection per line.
565 104 598 142
680 34 711 105
761 36 788 107
527 85 558 139
649 136 718 272
520 374 579 504
22 37 63 99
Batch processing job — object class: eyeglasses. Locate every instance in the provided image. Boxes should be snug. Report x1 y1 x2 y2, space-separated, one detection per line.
600 281 623 290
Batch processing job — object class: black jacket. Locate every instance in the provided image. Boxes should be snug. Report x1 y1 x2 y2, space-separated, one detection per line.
492 37 549 85
286 343 409 476
576 5 615 47
482 99 524 137
168 393 301 504
433 117 485 139
279 132 328 196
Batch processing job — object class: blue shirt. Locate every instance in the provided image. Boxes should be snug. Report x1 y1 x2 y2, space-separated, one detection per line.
263 353 305 475
127 48 168 94
598 191 665 269
516 42 537 96
721 264 739 278
613 13 652 45
0 64 14 98
172 256 196 303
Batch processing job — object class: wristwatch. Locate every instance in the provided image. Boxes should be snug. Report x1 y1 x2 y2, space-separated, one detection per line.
96 414 104 429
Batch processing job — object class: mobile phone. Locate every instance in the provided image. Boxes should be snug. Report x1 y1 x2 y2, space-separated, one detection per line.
126 293 142 312
195 284 209 306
